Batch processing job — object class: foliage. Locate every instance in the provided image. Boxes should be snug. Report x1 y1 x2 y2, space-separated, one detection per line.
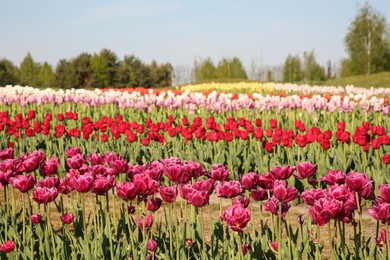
20 53 41 87
0 58 20 86
283 55 302 83
341 3 390 76
302 51 326 82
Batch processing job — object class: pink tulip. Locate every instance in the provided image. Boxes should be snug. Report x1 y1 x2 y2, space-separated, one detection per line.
138 214 153 229
36 176 60 188
71 173 94 193
216 180 243 198
164 164 191 184
32 186 59 204
375 228 387 248
263 197 291 217
60 213 75 224
232 196 250 208
22 155 41 173
294 162 318 179
31 213 43 224
378 184 390 203
87 153 105 165
39 157 60 176
193 178 215 195
309 198 343 226
250 187 269 201
345 172 374 199
0 170 15 186
269 165 295 180
368 202 390 222
221 204 251 232
147 239 157 252
160 185 178 203
91 175 115 195
0 240 15 253
301 188 325 206
9 174 35 193
209 164 230 182
133 173 159 196
271 241 278 252
66 154 85 170
321 170 346 186
272 181 298 202
0 148 14 160
116 182 138 201
186 190 209 207
65 147 82 157
241 172 259 190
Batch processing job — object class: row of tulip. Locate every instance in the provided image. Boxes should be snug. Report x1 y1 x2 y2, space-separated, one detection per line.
0 147 389 259
1 85 389 114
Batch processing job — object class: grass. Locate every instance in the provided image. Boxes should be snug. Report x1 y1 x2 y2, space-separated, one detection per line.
321 71 390 88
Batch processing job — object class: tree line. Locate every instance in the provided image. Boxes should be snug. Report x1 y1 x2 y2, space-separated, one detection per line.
1 3 389 88
0 49 173 89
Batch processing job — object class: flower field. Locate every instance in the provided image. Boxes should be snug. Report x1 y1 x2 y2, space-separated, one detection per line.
0 83 389 259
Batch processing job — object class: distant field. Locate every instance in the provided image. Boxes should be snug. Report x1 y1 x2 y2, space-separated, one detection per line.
323 71 390 88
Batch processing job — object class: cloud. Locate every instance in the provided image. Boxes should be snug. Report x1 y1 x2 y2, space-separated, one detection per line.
74 2 181 26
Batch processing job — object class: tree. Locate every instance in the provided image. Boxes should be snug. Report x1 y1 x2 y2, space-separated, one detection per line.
283 55 302 82
302 50 326 82
90 49 119 88
193 57 217 83
37 62 54 88
53 59 78 89
117 55 150 88
342 3 390 76
0 59 20 86
216 57 248 80
72 53 92 88
20 53 41 87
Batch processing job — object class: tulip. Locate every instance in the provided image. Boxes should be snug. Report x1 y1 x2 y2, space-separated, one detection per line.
269 165 295 180
257 173 275 189
138 214 153 229
22 155 41 173
9 174 35 193
209 164 230 182
91 175 115 195
0 240 15 253
147 239 157 252
375 228 387 248
71 173 94 193
309 198 343 226
60 213 75 224
294 162 318 179
31 213 43 224
32 187 59 204
263 197 291 217
0 170 15 186
179 184 195 200
383 154 390 164
241 172 259 190
250 187 269 201
301 188 325 206
164 164 191 184
0 148 14 160
66 154 85 169
216 180 243 198
133 174 159 196
127 205 136 214
378 184 390 203
368 202 390 222
116 182 138 201
160 185 178 203
36 176 60 188
321 170 346 186
272 181 298 203
327 185 350 202
220 204 251 232
232 196 250 208
87 153 105 165
39 157 60 176
271 241 278 252
242 243 251 255
193 178 215 194
345 172 374 199
187 190 210 207
147 198 162 212
65 147 82 157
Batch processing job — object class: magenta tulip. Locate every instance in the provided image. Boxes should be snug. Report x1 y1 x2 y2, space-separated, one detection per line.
91 175 115 195
187 190 209 207
294 162 318 179
321 170 346 186
138 214 153 229
220 204 251 232
216 180 243 198
71 173 94 193
0 148 14 160
160 185 178 203
301 188 325 206
368 202 390 223
345 172 374 199
250 187 269 201
241 172 259 190
209 164 230 182
147 239 157 252
193 178 215 195
269 165 295 180
147 198 162 212
39 157 59 176
116 182 138 201
378 184 390 203
31 213 43 224
65 147 82 157
66 154 85 170
60 213 75 224
9 174 35 193
272 180 298 202
32 186 59 204
263 197 291 217
0 240 15 253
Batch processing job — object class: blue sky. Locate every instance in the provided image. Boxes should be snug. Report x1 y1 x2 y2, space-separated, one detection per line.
1 0 390 73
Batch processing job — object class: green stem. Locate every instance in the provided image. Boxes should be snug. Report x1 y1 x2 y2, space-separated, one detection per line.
278 201 282 260
328 222 334 260
316 224 321 260
169 202 174 257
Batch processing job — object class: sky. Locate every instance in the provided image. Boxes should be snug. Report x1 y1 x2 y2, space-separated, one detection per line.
1 0 390 77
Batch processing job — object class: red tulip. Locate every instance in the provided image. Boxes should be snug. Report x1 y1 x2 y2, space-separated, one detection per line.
269 165 295 180
32 187 59 204
31 213 43 224
160 185 178 203
9 174 35 193
0 240 15 253
383 154 390 164
221 204 251 232
60 213 75 225
116 182 138 201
